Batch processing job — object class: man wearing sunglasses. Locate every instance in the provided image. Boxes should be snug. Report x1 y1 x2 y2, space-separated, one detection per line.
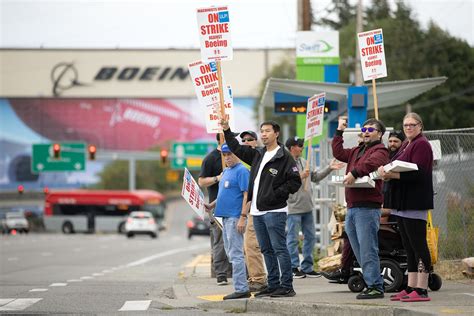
332 118 389 299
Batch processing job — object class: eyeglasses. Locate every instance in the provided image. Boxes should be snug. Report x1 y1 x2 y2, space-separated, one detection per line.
242 138 255 142
403 123 420 129
361 127 379 133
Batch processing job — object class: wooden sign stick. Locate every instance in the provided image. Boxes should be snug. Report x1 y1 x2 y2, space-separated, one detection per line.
216 60 226 171
372 78 379 120
304 138 312 191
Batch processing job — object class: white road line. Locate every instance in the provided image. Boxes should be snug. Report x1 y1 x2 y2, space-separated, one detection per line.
29 289 48 292
462 293 474 297
126 243 208 267
67 279 83 282
118 300 151 311
102 269 113 273
0 299 14 306
7 257 18 261
49 283 67 287
80 276 93 280
0 298 42 311
92 273 104 276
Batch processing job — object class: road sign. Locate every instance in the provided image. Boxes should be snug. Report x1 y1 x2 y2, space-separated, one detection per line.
171 142 216 170
32 143 86 173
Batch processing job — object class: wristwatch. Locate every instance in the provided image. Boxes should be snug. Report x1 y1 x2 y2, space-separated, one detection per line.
214 176 218 183
240 214 247 218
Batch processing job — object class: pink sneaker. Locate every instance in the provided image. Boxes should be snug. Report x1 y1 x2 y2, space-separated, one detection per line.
400 290 431 302
390 289 409 301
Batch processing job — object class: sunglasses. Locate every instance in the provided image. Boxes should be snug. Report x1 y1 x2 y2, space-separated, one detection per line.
242 138 255 142
361 127 379 133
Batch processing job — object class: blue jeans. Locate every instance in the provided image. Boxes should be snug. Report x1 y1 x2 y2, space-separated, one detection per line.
222 217 249 293
286 212 316 273
345 207 384 292
253 212 293 290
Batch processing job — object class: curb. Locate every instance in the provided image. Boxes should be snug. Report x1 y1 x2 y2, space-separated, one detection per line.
197 299 438 316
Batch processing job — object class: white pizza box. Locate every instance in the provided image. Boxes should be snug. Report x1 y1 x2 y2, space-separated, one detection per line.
330 175 375 188
384 160 418 172
370 160 418 180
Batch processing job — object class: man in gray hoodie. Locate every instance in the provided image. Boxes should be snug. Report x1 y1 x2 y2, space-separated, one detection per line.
285 136 344 278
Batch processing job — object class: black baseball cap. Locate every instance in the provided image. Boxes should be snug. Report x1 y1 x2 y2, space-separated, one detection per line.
389 130 406 142
240 131 257 140
285 136 304 149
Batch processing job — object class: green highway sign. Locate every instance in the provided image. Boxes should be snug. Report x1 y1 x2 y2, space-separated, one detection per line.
32 143 86 173
171 142 216 170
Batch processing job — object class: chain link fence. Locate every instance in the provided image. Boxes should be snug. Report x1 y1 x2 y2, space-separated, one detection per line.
424 128 474 260
312 128 474 260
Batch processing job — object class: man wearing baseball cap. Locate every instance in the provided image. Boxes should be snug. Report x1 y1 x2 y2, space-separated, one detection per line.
205 143 251 300
285 136 344 279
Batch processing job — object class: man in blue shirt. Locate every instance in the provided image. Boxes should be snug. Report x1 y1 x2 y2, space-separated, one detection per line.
205 143 251 300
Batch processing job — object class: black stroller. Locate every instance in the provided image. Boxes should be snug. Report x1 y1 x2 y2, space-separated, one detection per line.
323 221 443 293
348 221 442 293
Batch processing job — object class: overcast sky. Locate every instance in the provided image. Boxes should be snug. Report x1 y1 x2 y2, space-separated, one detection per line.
0 0 472 48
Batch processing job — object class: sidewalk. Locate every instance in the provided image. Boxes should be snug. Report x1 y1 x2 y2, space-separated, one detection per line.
172 253 474 316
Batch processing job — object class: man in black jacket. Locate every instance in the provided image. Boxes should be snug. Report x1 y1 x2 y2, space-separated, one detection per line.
221 118 302 298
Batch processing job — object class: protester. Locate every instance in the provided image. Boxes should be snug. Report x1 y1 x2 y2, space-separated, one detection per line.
221 118 302 298
285 136 344 278
198 134 233 285
239 131 268 292
387 130 406 159
378 113 434 302
332 117 389 299
204 143 251 300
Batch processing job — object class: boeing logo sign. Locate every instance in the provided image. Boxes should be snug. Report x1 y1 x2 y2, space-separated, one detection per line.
94 66 189 81
51 63 190 96
51 63 89 97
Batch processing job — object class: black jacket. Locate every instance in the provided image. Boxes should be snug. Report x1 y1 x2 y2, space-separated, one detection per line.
224 129 302 211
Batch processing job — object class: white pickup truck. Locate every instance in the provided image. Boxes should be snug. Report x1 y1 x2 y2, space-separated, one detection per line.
1 212 29 234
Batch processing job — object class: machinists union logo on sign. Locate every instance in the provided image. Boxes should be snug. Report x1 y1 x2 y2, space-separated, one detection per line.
209 62 217 72
218 11 229 22
317 97 325 106
374 34 383 44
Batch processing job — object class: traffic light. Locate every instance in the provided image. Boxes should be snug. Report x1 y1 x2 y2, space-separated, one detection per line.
53 143 61 159
88 144 97 160
160 148 168 165
17 184 24 195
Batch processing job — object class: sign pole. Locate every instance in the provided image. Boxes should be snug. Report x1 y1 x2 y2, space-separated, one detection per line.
216 60 226 171
304 138 312 191
372 78 379 120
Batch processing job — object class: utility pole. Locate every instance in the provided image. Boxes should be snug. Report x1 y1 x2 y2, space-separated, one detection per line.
354 0 364 86
298 0 312 31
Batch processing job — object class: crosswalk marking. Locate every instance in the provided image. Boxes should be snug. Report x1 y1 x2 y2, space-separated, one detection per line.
29 289 48 292
0 298 42 311
49 283 67 287
118 300 151 311
0 299 14 306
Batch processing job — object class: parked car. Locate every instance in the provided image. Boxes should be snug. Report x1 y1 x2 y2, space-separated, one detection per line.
2 212 29 234
187 216 211 239
125 211 158 238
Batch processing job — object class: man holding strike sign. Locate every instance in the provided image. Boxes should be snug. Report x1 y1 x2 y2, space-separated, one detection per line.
221 117 301 298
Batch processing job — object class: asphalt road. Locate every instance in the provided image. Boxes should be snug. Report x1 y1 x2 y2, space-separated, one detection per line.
0 199 224 315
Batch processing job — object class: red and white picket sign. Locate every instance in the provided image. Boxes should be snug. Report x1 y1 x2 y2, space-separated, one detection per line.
304 93 325 140
196 6 233 62
188 60 234 133
357 28 387 81
181 167 206 220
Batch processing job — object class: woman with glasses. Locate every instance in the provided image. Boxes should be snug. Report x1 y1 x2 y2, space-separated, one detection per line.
377 112 434 302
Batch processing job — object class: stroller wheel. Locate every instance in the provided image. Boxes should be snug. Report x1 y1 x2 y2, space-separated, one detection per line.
348 275 365 292
428 273 442 291
380 260 404 293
